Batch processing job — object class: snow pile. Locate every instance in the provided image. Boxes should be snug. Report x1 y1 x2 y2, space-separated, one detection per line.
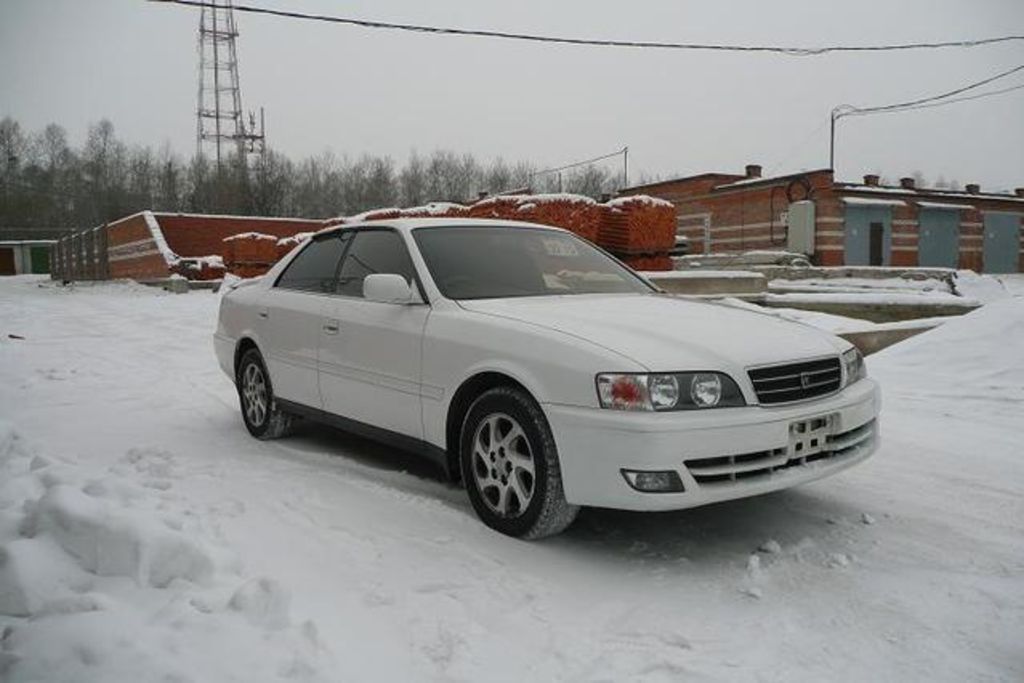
871 296 1024 404
0 424 333 682
769 276 952 295
765 290 976 307
606 194 674 209
953 270 1014 303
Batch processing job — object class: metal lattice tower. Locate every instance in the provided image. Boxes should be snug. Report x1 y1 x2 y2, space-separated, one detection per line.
197 0 265 170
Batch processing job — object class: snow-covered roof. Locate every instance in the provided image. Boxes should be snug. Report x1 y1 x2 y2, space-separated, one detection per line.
837 185 1024 204
607 195 674 209
841 197 906 207
914 201 976 211
223 232 279 242
153 212 322 223
0 240 57 246
474 193 598 207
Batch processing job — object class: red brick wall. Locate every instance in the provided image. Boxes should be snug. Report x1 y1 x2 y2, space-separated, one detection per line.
959 208 984 272
623 170 837 261
107 213 171 280
889 202 919 268
156 214 322 257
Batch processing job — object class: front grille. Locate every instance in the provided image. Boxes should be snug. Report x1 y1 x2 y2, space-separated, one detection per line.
748 357 842 405
685 418 876 487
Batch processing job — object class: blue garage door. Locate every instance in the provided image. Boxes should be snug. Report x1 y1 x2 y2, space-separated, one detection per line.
918 209 960 268
844 205 892 266
983 213 1021 274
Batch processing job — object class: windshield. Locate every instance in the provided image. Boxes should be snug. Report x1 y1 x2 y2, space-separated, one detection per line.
413 225 655 300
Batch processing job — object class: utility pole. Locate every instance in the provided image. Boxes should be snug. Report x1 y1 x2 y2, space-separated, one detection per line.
829 105 855 171
622 146 628 188
197 0 266 173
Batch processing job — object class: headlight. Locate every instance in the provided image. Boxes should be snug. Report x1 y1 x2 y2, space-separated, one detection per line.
842 347 866 386
690 373 722 407
649 374 680 409
597 372 745 411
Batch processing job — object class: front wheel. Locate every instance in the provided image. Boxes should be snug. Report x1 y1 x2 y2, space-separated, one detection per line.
460 386 579 539
236 348 294 440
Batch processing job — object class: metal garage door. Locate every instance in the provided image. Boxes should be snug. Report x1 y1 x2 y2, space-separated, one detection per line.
918 209 959 268
30 246 50 274
844 205 892 266
983 213 1021 273
0 248 15 275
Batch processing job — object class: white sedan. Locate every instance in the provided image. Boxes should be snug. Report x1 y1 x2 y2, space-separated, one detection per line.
214 218 880 538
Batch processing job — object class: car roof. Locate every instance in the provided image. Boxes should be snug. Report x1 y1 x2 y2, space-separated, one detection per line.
316 217 570 237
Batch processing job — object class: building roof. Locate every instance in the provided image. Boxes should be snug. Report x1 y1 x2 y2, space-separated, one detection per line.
0 227 72 241
835 183 1024 205
0 239 57 246
619 172 745 193
710 169 832 192
621 168 832 194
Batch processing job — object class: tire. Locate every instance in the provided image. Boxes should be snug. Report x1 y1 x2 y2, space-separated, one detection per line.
460 386 579 539
236 348 294 440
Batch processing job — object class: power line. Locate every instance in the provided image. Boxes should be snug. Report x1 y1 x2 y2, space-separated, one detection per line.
830 63 1024 168
834 63 1024 119
867 81 1024 114
148 0 1024 56
530 149 627 178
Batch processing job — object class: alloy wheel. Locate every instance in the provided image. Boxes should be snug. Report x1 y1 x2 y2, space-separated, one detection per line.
242 362 268 427
471 412 536 517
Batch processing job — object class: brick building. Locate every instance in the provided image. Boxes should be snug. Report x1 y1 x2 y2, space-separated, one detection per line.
620 165 1024 272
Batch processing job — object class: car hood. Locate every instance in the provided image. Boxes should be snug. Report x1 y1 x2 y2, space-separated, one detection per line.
458 293 848 371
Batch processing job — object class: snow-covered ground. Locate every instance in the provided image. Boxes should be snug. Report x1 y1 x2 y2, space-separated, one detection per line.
764 270 1022 309
1 275 1022 682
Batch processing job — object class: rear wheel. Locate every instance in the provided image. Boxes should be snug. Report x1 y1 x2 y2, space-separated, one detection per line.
460 386 578 539
237 348 294 440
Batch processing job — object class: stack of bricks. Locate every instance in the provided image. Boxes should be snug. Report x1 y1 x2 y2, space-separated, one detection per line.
318 194 676 271
597 196 676 271
468 194 602 242
222 232 280 278
173 257 225 281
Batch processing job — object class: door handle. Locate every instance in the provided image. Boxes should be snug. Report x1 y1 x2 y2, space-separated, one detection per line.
257 309 269 319
323 319 340 335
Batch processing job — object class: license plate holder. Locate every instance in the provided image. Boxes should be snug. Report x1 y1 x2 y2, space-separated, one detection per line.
788 414 836 457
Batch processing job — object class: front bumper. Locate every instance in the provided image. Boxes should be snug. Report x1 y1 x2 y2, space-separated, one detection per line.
544 378 880 511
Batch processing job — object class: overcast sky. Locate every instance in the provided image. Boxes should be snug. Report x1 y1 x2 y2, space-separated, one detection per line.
2 0 1023 191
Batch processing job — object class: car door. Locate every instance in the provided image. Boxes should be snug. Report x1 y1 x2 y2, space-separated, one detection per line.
318 228 429 439
260 232 349 409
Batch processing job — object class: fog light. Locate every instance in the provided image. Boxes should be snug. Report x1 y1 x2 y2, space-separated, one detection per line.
621 469 685 493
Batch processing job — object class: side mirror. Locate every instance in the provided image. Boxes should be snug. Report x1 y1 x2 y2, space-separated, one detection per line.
363 273 418 304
